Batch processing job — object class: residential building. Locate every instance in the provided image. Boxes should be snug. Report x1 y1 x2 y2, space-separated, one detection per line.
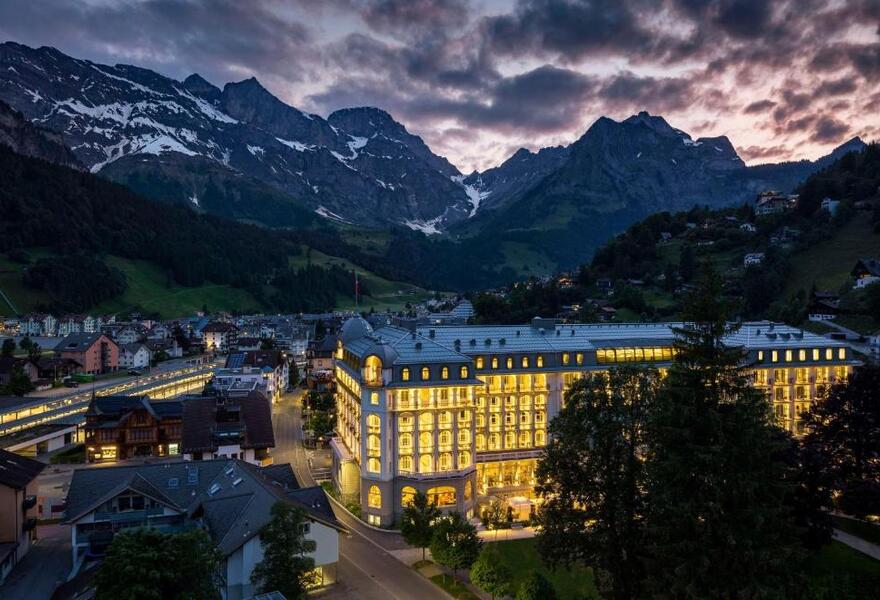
57 316 84 337
743 252 766 267
821 197 840 215
114 325 143 345
307 335 338 391
64 460 343 598
22 314 57 337
808 291 841 321
0 449 44 585
218 350 289 403
119 343 151 370
83 396 182 462
852 258 880 289
146 324 172 340
331 317 855 526
740 223 757 233
181 389 274 465
755 191 798 216
203 321 238 351
55 333 118 374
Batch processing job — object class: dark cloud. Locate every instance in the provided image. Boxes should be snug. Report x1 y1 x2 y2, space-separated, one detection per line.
598 72 696 114
737 144 790 161
814 77 858 97
810 115 850 143
360 0 471 33
743 99 776 114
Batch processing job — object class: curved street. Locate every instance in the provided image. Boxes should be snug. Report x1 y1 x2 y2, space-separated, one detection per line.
272 391 449 599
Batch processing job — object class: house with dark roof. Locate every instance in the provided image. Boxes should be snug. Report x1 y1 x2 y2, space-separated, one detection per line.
852 258 880 289
0 449 45 585
118 343 151 370
203 321 238 351
64 459 343 598
217 350 289 402
181 389 274 465
55 333 118 375
83 396 182 463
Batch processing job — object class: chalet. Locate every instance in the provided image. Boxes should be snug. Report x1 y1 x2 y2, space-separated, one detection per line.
808 292 841 321
63 460 343 597
55 332 118 374
203 321 238 351
83 395 182 462
744 252 766 267
119 343 151 370
0 357 39 386
0 450 44 585
114 325 143 345
181 389 274 465
755 191 798 216
852 258 880 289
32 357 81 382
820 197 840 216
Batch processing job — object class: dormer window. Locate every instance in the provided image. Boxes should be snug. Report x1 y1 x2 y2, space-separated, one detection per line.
364 355 383 386
506 357 513 369
522 356 529 368
441 366 449 380
421 367 430 381
401 368 410 381
460 366 469 379
476 357 484 369
491 357 499 369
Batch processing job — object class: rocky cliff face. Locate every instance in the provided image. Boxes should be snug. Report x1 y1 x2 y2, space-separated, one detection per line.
0 98 81 168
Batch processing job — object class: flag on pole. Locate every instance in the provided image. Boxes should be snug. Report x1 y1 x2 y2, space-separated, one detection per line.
354 272 360 306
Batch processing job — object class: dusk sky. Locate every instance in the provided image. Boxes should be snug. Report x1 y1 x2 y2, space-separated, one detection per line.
1 0 878 172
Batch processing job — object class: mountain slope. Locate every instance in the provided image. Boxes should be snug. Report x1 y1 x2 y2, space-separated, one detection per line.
0 41 473 229
0 98 80 168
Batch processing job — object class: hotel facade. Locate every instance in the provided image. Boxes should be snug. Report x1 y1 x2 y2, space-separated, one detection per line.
330 317 856 527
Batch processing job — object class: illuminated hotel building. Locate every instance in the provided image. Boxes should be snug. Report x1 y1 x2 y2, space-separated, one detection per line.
330 317 855 527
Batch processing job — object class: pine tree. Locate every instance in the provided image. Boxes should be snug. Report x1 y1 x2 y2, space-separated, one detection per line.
400 491 440 561
251 503 318 599
535 368 656 600
643 264 802 598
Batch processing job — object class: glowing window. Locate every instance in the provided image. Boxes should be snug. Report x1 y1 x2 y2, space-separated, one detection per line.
491 357 499 369
439 411 453 428
506 357 513 369
521 356 529 368
458 430 471 445
370 392 379 405
419 431 433 451
771 351 778 363
439 430 452 446
519 431 531 447
401 368 410 381
576 353 584 365
419 412 434 429
458 451 471 468
421 367 430 380
489 433 501 450
536 355 544 367
799 349 806 361
438 453 453 471
464 481 473 501
365 355 383 385
460 366 469 379
399 433 412 450
476 357 484 369
367 458 381 473
399 455 413 472
505 431 516 449
838 348 846 360
399 413 414 431
368 485 381 509
785 350 793 362
419 454 433 473
476 433 486 451
825 348 832 360
562 353 570 366
757 350 764 361
401 486 416 506
441 366 449 380
812 349 819 361
535 430 546 445
427 486 456 507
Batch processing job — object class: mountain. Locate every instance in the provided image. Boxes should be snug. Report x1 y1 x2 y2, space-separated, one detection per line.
0 42 474 229
0 98 80 168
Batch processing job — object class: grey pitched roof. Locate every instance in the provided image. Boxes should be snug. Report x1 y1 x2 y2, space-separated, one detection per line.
55 332 112 352
0 448 45 489
64 459 343 556
181 391 274 453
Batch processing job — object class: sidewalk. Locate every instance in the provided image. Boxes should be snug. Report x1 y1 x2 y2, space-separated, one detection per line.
833 528 880 560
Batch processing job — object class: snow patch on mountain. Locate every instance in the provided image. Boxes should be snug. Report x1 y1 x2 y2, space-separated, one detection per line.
315 206 351 223
276 137 314 152
247 145 264 157
403 217 444 235
451 175 490 217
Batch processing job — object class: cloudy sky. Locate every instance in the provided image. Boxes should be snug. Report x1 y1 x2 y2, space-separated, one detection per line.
1 0 877 172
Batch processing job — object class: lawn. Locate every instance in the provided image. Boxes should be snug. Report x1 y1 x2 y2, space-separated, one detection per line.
804 541 880 597
784 215 880 297
492 538 600 600
499 242 556 277
430 574 480 600
0 254 50 316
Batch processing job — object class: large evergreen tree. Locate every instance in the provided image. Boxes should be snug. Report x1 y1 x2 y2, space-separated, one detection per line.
535 368 656 600
643 264 802 598
251 502 318 599
801 364 880 518
429 512 481 582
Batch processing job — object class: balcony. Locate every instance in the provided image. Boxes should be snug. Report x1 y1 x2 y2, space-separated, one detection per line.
94 507 165 522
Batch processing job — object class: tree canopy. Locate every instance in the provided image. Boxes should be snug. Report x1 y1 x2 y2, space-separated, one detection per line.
251 502 318 599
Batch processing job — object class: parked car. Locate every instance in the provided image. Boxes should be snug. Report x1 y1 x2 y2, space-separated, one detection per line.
128 369 141 376
63 379 79 388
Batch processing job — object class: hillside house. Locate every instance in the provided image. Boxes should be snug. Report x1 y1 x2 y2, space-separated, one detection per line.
852 258 880 289
744 252 766 267
820 197 840 215
755 191 798 216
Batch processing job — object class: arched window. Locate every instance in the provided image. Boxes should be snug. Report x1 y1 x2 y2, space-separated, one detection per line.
460 366 469 379
419 454 433 473
399 433 412 451
519 431 531 447
401 368 410 381
367 457 381 473
367 434 381 454
458 429 471 446
368 485 381 509
427 486 456 506
505 431 516 449
439 430 452 447
536 355 544 368
365 356 383 385
506 357 513 369
489 433 501 450
476 433 486 451
476 356 484 369
399 455 413 472
419 412 434 429
464 481 473 501
441 366 449 380
401 486 417 506
367 413 381 433
419 431 433 451
491 356 499 369
458 451 471 468
521 356 529 368
535 430 546 446
439 452 453 471
421 367 430 381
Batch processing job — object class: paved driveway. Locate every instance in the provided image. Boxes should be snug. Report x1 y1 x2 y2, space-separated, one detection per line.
0 524 71 600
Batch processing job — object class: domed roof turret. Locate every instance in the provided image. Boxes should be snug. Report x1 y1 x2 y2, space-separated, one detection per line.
339 316 373 344
364 339 399 366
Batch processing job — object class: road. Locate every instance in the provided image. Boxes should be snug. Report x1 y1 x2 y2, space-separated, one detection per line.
272 392 449 600
0 524 71 600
